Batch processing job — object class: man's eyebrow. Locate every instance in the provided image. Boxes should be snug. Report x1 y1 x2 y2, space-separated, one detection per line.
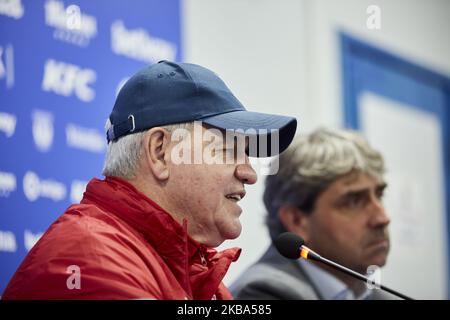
340 188 369 199
340 182 388 198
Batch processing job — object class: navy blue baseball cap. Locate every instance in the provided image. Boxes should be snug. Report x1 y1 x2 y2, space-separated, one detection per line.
107 60 297 157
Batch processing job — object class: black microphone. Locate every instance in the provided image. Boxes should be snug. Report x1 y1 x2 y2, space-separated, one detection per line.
274 232 413 300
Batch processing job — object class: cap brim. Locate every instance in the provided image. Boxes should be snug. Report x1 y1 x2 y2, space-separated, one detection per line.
202 110 297 157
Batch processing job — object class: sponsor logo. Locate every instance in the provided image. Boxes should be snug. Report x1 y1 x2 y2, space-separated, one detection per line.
44 0 97 47
0 230 17 252
23 171 66 202
0 0 24 19
66 123 105 153
0 171 16 197
0 111 16 137
0 44 14 89
24 229 43 251
70 179 87 203
32 110 54 152
41 58 96 102
111 20 177 64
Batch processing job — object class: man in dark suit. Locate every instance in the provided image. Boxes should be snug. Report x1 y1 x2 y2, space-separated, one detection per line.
231 127 396 300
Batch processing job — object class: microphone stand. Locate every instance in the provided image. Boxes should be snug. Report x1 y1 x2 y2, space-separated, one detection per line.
301 245 414 300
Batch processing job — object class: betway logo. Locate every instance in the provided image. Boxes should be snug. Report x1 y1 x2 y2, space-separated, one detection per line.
0 0 24 20
23 171 66 202
44 0 97 46
66 123 105 153
111 20 177 64
0 111 16 137
0 230 17 252
0 171 16 197
41 59 96 102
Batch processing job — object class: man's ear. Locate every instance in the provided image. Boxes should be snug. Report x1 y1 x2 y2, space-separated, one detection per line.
278 206 311 243
142 128 171 181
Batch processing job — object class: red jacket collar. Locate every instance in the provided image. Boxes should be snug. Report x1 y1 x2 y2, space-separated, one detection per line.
82 176 240 298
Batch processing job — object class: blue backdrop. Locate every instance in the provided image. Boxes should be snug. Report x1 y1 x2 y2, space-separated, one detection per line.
0 0 181 294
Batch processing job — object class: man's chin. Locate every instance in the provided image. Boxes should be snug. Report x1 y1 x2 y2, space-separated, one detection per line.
364 254 388 269
222 223 242 241
204 225 242 247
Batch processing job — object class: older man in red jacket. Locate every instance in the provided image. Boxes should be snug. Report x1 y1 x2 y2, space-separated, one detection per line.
3 61 296 300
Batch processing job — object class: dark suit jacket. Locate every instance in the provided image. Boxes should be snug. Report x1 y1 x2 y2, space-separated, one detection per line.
230 244 397 300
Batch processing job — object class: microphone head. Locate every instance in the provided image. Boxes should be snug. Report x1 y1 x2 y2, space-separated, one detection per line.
274 232 305 259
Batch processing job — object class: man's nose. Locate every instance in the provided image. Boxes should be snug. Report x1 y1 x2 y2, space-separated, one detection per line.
235 163 257 185
368 195 390 228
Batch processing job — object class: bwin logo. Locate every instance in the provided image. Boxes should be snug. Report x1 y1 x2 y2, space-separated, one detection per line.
32 110 54 152
41 58 96 102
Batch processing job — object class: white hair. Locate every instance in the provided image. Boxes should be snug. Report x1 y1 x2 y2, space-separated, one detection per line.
102 119 193 180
